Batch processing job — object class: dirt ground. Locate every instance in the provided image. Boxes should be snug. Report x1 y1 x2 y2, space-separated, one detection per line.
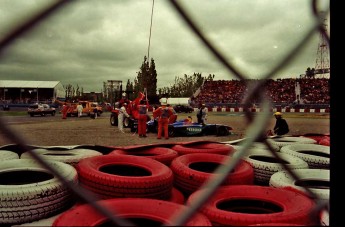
0 111 330 148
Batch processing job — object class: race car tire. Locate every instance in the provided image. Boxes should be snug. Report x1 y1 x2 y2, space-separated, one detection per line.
241 151 309 185
216 126 230 136
280 144 330 169
186 185 316 226
0 159 78 225
170 153 254 194
109 147 178 166
76 155 173 200
52 198 212 226
269 136 316 148
171 142 234 155
20 148 103 167
110 113 118 126
168 125 175 137
269 168 330 202
0 150 19 160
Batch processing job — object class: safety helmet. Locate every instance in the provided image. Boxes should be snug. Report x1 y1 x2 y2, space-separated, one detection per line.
274 112 282 116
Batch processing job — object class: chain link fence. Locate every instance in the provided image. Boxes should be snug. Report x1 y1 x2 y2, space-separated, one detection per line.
0 0 330 226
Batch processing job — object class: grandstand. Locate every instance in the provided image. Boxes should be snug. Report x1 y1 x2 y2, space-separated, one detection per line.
191 78 329 112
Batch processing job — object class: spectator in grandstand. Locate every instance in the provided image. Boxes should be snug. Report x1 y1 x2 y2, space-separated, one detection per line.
118 103 129 133
153 99 174 139
272 112 289 136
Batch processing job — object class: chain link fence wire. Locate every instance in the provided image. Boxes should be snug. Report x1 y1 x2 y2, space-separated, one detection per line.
0 0 330 226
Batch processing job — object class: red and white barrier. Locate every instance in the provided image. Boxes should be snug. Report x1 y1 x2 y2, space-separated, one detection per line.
194 107 330 113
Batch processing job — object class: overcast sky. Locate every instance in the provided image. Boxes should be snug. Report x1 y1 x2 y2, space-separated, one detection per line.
0 0 330 92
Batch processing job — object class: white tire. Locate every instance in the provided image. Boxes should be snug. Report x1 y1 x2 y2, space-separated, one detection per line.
280 144 330 169
269 168 330 203
20 148 103 166
270 136 317 148
0 159 78 225
0 150 19 161
242 151 308 185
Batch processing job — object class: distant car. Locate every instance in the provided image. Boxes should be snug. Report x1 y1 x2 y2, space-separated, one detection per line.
173 105 194 113
140 118 232 137
27 104 56 117
2 104 10 111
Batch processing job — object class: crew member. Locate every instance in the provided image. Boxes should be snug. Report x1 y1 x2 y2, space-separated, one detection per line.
118 103 129 133
197 103 208 125
138 99 149 137
61 103 69 119
153 99 174 139
272 112 289 136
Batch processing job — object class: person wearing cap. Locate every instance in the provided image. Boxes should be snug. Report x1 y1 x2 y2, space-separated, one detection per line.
272 112 289 136
118 103 129 133
153 99 174 139
184 116 193 124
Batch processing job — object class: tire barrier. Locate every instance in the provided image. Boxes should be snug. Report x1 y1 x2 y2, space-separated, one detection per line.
320 208 329 226
269 136 317 148
186 185 316 226
223 139 280 153
20 148 103 166
170 153 254 195
52 198 212 226
0 159 78 225
269 168 330 202
171 142 234 156
0 150 19 161
241 151 309 185
168 187 185 205
280 144 330 169
76 155 174 200
109 147 178 166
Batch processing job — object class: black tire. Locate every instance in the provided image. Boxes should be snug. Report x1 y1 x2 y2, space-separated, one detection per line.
186 185 316 226
216 126 229 136
168 125 175 137
110 113 118 126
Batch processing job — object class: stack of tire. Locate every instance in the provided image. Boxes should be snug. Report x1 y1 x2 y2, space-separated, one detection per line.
0 159 78 226
1 139 329 226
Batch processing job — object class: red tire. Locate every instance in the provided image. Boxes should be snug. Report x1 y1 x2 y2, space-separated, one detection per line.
171 142 234 156
76 155 173 199
186 185 316 226
170 153 254 194
52 198 212 226
168 187 185 204
109 147 178 166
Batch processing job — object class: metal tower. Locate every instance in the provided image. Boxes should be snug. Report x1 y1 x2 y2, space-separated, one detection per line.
314 15 330 78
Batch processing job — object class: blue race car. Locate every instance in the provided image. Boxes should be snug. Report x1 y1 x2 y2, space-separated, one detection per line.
141 118 232 137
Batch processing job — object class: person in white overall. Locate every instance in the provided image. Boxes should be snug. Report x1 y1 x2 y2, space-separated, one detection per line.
118 103 129 133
